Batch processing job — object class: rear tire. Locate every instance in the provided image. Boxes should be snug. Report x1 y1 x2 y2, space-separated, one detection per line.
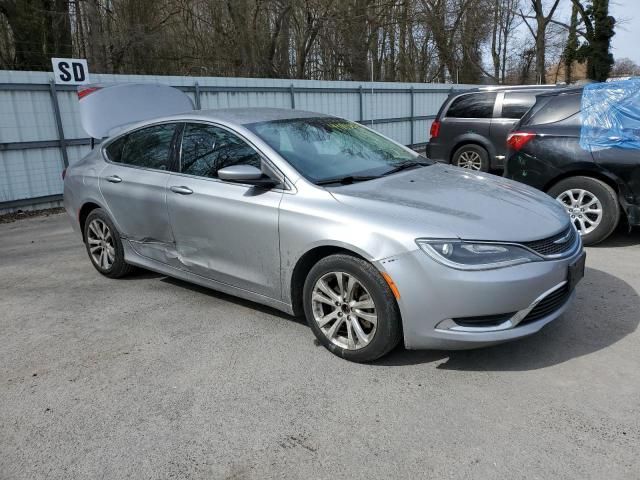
84 208 135 278
303 254 402 362
452 144 490 172
548 176 620 246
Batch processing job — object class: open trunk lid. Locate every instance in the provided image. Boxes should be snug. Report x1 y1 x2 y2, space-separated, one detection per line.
78 83 194 138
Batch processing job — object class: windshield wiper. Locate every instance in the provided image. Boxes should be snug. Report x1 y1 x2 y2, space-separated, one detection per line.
315 175 381 186
315 159 432 186
381 160 431 177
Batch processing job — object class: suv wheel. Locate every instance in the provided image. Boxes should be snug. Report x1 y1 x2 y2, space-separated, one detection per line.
452 144 489 172
548 176 620 246
303 254 402 362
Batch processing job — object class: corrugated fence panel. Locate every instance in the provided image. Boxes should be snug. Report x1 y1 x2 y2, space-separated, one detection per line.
0 70 474 212
0 148 62 202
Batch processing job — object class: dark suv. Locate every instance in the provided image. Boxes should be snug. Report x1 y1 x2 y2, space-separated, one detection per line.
504 86 640 245
427 85 559 171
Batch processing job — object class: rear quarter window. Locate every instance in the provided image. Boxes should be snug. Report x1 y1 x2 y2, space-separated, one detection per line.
522 93 581 126
105 124 177 170
445 92 497 119
105 136 126 163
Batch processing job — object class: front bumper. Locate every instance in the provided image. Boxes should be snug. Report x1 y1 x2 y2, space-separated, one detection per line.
377 245 584 350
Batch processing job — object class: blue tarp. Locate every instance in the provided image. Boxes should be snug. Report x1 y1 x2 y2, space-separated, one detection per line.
580 78 640 151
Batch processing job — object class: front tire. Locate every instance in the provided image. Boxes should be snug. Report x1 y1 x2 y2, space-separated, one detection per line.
303 254 402 362
452 144 489 172
84 208 134 278
548 176 620 246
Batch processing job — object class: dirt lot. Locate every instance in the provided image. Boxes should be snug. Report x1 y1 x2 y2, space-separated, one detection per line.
1 213 639 479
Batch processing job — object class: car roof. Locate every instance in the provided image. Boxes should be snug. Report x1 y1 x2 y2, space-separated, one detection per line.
536 86 584 98
446 85 562 101
169 107 331 125
108 107 333 138
475 84 561 92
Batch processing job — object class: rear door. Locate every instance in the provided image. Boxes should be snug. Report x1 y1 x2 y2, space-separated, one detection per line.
490 91 541 166
100 123 179 264
441 93 496 150
166 122 283 299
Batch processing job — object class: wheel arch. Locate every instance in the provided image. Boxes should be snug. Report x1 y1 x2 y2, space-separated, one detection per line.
543 169 621 194
78 201 104 242
449 137 494 164
289 244 371 317
542 169 632 223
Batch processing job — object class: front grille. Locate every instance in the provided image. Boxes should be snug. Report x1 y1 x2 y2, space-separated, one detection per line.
521 226 577 257
520 284 572 325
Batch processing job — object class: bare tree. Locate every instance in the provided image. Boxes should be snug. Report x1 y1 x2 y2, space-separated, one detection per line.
519 0 560 83
610 57 640 77
490 0 519 83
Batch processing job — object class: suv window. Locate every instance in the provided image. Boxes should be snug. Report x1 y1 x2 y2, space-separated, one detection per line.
501 92 539 119
521 92 581 126
446 92 497 119
106 123 176 170
180 123 261 178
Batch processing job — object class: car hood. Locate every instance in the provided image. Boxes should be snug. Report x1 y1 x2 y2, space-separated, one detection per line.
328 163 569 243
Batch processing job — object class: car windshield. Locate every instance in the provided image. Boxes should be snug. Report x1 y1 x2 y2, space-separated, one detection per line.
246 117 432 185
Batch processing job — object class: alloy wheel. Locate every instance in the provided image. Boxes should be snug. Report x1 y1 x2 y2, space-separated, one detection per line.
456 150 482 170
87 218 115 270
311 271 377 350
556 188 603 235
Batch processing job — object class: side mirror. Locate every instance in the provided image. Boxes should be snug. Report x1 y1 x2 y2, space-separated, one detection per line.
217 165 278 188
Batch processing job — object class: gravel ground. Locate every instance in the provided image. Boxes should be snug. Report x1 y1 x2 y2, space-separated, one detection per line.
1 213 639 480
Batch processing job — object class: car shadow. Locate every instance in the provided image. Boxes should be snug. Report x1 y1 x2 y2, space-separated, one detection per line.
589 224 640 248
119 269 164 280
159 276 301 324
375 266 639 370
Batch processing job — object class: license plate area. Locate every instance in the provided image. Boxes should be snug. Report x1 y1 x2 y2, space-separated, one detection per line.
568 252 586 290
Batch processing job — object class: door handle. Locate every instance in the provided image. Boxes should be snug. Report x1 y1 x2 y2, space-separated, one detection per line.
170 186 193 195
105 175 122 183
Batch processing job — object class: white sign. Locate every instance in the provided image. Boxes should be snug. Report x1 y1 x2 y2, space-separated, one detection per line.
51 58 90 85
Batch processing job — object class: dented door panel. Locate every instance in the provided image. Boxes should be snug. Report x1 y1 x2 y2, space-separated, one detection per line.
166 174 283 299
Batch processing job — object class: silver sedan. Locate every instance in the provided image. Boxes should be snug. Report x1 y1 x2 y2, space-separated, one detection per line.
64 107 585 362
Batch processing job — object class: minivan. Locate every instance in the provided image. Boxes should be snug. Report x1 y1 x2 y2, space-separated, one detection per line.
427 85 559 171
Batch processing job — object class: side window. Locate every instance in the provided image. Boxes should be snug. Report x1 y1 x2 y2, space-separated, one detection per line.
107 124 176 170
501 92 538 119
446 93 497 119
526 93 582 125
180 123 261 178
105 136 126 163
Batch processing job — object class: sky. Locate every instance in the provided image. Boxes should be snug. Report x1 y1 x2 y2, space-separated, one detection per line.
553 0 640 64
609 0 640 64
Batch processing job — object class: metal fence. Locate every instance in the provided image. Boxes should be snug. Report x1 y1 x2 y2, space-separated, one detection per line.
0 70 472 212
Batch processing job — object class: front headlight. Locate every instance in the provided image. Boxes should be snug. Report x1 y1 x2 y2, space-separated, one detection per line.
415 239 541 270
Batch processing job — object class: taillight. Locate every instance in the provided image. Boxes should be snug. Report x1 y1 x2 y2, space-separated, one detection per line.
429 120 441 139
62 167 67 180
507 132 536 151
77 86 101 100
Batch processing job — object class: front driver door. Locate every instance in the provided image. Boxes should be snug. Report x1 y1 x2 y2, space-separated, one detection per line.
166 122 283 299
99 123 179 265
